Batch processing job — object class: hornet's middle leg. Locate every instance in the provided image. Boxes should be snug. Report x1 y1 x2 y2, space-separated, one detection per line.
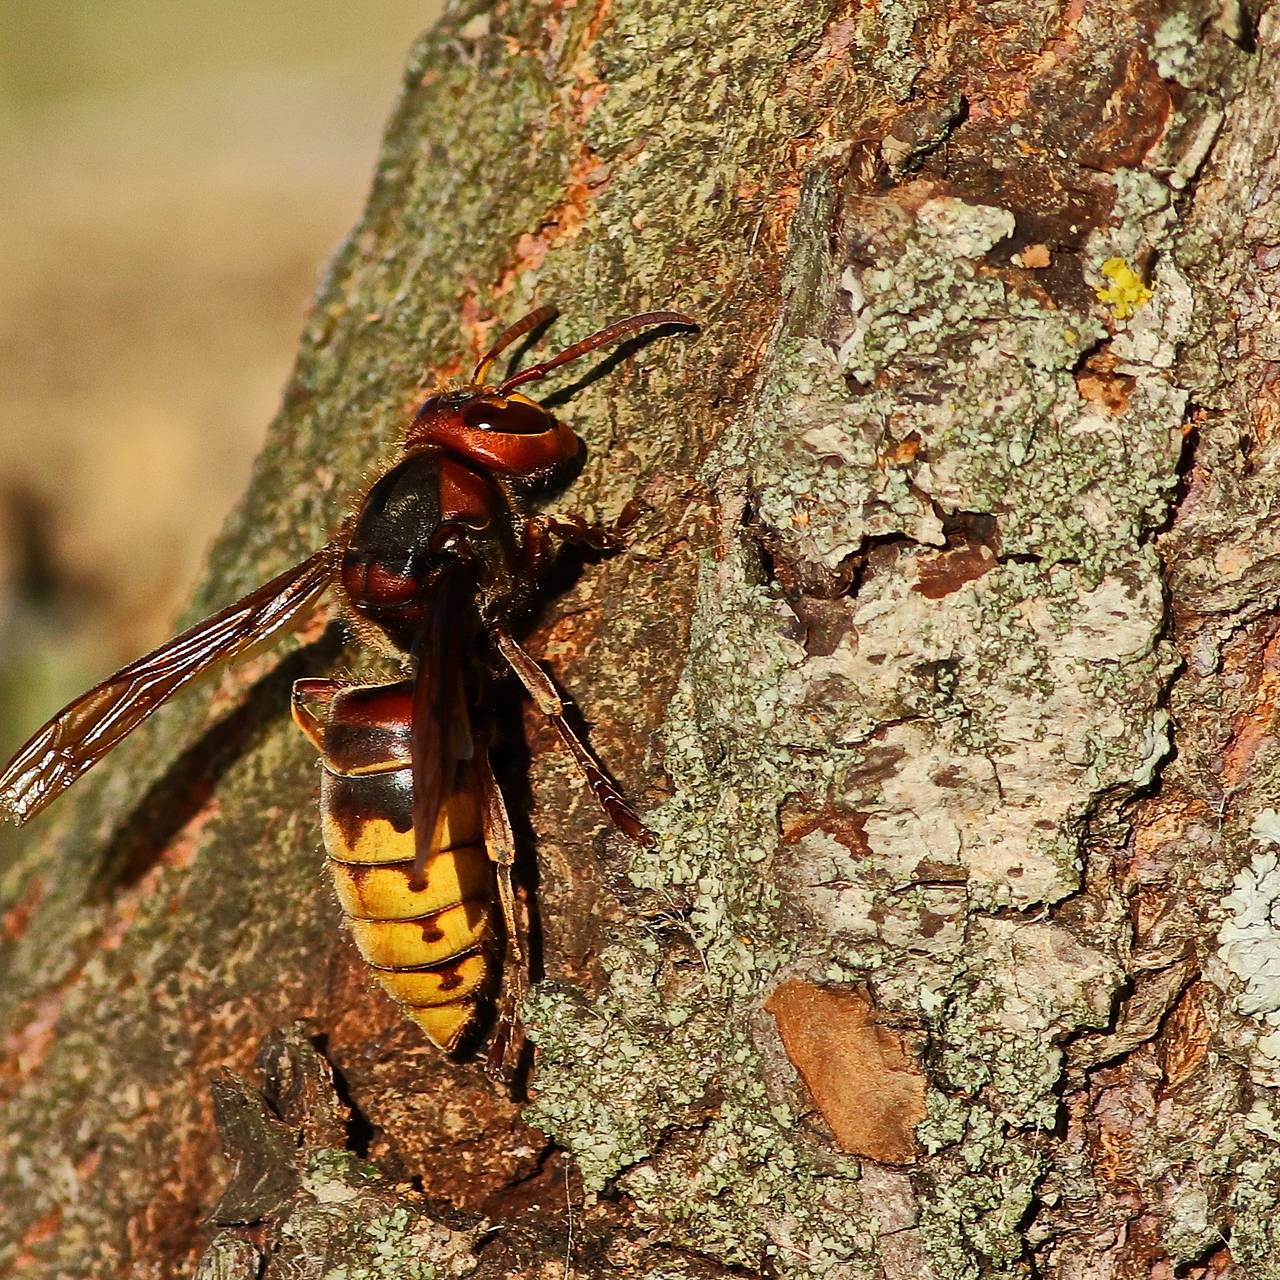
490 625 653 846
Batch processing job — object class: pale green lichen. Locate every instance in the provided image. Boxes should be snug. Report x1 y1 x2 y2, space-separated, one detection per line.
523 209 883 1269
752 335 943 572
916 1124 1042 1280
193 1234 261 1280
1230 1101 1280 1274
525 538 875 1272
835 195 1182 580
1217 810 1280 1071
935 919 1123 1126
271 1151 478 1280
1229 1154 1280 1276
524 940 719 1190
1152 9 1206 85
917 1090 968 1155
862 0 929 101
525 933 873 1271
301 1149 385 1201
530 182 1185 1272
621 1096 870 1271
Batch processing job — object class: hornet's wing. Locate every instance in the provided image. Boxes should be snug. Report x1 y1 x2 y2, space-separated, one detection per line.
0 546 335 824
408 569 470 890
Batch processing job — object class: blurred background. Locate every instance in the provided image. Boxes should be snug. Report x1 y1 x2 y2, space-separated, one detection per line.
0 0 444 759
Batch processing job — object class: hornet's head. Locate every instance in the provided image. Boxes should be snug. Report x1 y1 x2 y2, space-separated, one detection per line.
403 387 580 481
403 304 697 480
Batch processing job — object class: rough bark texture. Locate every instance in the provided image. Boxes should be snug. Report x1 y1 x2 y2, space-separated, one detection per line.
3 0 1280 1276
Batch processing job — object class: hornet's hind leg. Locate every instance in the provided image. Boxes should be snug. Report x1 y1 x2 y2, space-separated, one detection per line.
476 745 529 1080
490 625 653 847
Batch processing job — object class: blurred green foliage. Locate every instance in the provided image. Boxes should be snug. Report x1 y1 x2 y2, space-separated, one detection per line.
0 1 441 757
0 0 435 109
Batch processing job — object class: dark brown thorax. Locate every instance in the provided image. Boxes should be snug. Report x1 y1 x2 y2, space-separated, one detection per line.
339 386 583 653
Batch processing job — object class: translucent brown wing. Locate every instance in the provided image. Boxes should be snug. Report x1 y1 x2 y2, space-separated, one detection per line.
0 546 336 825
409 570 466 890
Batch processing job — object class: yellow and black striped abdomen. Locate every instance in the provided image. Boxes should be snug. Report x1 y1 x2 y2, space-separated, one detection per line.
294 680 496 1051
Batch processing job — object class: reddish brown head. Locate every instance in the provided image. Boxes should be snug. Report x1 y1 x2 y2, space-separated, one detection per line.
405 389 579 480
404 305 696 480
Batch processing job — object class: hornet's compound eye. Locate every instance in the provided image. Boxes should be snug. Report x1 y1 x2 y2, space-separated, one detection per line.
460 397 554 435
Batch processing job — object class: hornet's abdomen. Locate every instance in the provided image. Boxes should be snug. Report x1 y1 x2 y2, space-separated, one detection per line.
296 680 495 1051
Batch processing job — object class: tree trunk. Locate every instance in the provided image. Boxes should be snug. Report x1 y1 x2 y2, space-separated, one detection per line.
3 0 1280 1275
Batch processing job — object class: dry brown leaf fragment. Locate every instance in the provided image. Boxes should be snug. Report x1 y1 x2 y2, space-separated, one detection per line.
765 979 927 1162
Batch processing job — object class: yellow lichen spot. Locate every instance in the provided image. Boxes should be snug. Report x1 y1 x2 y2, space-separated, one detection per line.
1096 256 1153 319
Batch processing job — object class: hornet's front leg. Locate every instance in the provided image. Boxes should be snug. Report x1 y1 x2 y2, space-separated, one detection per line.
523 497 649 575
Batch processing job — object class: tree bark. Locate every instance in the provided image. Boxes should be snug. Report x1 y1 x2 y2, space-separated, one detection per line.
3 0 1280 1276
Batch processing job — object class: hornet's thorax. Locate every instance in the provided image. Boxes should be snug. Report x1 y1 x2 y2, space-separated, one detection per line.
339 385 577 653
